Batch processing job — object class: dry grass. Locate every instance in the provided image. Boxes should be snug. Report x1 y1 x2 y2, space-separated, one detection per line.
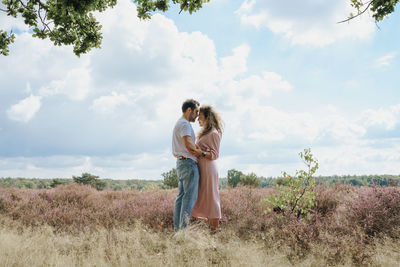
372 236 400 266
0 218 292 267
1 218 400 267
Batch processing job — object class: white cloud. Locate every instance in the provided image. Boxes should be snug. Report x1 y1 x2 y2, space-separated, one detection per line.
361 105 400 130
220 44 250 79
236 0 376 46
91 91 132 114
315 141 400 175
375 52 397 68
7 94 42 123
39 67 91 101
230 105 318 143
238 72 292 96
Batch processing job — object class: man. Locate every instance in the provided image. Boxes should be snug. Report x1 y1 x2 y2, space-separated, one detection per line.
172 99 205 231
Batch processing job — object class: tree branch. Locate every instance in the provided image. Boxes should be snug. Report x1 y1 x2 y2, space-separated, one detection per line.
290 158 314 215
291 171 310 214
18 0 27 8
38 2 52 32
0 8 8 12
375 19 381 30
179 1 188 14
337 0 374 23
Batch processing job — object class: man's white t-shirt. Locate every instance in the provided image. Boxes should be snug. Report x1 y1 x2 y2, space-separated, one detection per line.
172 117 197 162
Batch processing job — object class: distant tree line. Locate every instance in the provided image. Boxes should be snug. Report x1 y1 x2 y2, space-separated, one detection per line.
162 168 279 189
314 174 400 187
2 172 399 190
0 174 162 191
163 169 400 189
225 169 274 188
161 168 274 189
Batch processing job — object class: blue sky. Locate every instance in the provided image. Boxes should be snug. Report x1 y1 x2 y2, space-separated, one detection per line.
0 0 399 179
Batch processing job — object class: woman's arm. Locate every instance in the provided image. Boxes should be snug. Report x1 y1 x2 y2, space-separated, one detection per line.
201 132 221 160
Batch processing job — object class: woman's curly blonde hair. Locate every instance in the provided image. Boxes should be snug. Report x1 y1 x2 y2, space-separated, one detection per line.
198 105 224 139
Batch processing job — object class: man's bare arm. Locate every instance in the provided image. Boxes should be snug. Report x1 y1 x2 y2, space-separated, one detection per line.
182 136 202 157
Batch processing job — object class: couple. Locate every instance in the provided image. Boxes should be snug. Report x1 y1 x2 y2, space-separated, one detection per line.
172 99 223 232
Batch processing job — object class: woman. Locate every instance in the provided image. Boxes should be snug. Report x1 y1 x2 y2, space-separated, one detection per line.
191 105 223 232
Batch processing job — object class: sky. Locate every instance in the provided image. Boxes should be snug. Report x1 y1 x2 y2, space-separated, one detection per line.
0 0 399 180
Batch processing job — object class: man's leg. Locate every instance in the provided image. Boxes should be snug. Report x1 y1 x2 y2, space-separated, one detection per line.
179 160 199 229
173 179 184 231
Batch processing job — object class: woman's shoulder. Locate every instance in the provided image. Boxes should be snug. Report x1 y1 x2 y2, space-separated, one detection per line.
199 128 221 140
210 128 221 138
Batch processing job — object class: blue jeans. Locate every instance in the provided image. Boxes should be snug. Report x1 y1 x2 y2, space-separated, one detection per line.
173 158 199 231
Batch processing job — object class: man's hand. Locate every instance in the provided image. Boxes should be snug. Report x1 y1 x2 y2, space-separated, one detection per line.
182 136 203 157
193 149 203 157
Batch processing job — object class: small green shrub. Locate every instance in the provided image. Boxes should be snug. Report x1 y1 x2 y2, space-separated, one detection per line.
265 148 318 218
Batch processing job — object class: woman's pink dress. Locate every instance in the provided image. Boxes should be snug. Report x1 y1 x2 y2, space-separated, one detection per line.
191 129 221 219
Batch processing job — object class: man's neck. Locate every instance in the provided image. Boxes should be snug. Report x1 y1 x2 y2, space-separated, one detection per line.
182 114 191 122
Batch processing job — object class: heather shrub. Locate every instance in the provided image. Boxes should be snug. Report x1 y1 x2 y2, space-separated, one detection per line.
347 186 400 237
0 198 6 213
265 204 375 265
269 214 321 262
0 184 176 233
121 188 175 229
0 188 10 213
313 186 339 217
219 186 274 233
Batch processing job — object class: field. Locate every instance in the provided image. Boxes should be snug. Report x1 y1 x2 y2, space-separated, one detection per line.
1 184 400 266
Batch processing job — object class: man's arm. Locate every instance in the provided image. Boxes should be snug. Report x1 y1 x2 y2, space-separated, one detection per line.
182 136 203 157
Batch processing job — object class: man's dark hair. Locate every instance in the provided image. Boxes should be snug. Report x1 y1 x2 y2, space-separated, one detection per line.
182 99 200 113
